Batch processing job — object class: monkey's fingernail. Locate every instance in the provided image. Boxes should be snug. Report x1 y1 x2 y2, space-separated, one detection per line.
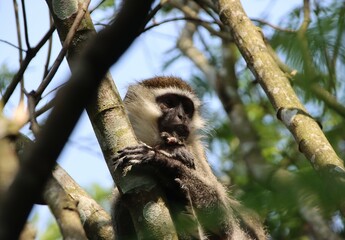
113 162 120 170
129 159 141 165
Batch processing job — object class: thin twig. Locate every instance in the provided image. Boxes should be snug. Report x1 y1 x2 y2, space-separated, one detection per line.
1 26 55 105
196 27 214 59
170 0 231 40
177 20 216 86
34 98 55 118
27 93 40 137
90 0 106 13
298 0 311 33
13 0 25 102
267 40 345 119
145 1 163 24
42 15 54 79
0 1 154 238
194 0 223 27
297 0 313 77
0 39 26 52
21 0 31 50
251 18 296 33
193 0 217 12
143 17 216 32
13 0 24 61
35 0 91 98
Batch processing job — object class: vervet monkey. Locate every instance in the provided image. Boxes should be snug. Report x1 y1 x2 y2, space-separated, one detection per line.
112 76 266 240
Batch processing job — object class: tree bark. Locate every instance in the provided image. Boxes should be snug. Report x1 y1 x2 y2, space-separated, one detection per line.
0 1 162 239
212 0 345 176
46 0 177 239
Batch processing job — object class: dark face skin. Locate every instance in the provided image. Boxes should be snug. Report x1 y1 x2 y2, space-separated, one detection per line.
156 93 195 142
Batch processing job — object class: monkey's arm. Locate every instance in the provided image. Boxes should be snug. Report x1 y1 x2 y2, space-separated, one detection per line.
113 143 234 238
114 142 195 170
113 144 267 239
113 143 207 239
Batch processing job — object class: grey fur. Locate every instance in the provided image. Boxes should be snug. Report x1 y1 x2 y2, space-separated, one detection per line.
112 77 266 240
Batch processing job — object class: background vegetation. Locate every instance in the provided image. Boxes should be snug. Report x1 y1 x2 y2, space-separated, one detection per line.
0 0 344 239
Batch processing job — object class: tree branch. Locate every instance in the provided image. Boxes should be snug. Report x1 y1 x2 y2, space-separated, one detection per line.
35 0 91 98
43 178 88 240
42 15 54 80
51 165 113 239
20 0 31 50
0 1 155 238
212 0 345 176
46 0 178 238
171 0 231 41
1 26 55 105
13 0 25 101
14 134 114 239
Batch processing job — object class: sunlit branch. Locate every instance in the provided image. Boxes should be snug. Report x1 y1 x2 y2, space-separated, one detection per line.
35 0 91 98
0 1 155 238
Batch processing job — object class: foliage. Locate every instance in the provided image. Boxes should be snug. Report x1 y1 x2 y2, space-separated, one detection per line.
163 0 345 238
98 0 116 10
1 0 345 239
0 64 14 91
40 220 61 240
86 183 113 211
38 184 112 238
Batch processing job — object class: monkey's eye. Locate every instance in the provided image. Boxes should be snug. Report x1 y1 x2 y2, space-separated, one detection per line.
157 94 178 109
163 98 176 108
156 94 194 117
183 101 194 116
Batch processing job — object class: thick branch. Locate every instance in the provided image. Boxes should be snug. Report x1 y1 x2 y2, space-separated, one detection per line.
46 0 177 239
51 166 113 239
14 134 113 239
213 0 345 175
43 178 88 240
0 1 155 238
35 0 91 98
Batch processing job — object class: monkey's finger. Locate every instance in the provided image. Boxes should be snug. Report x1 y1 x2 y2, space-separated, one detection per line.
113 156 139 171
117 143 152 153
117 146 150 155
113 157 124 170
128 159 142 165
113 155 135 167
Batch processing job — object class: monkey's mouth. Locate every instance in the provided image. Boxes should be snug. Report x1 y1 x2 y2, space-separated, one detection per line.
160 124 189 144
174 124 190 139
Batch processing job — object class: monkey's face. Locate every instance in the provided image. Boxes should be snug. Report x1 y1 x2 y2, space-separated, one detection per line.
124 78 205 147
156 93 194 142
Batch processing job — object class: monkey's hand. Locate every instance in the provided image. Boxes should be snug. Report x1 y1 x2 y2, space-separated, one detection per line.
112 143 195 176
164 147 195 169
112 143 156 175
